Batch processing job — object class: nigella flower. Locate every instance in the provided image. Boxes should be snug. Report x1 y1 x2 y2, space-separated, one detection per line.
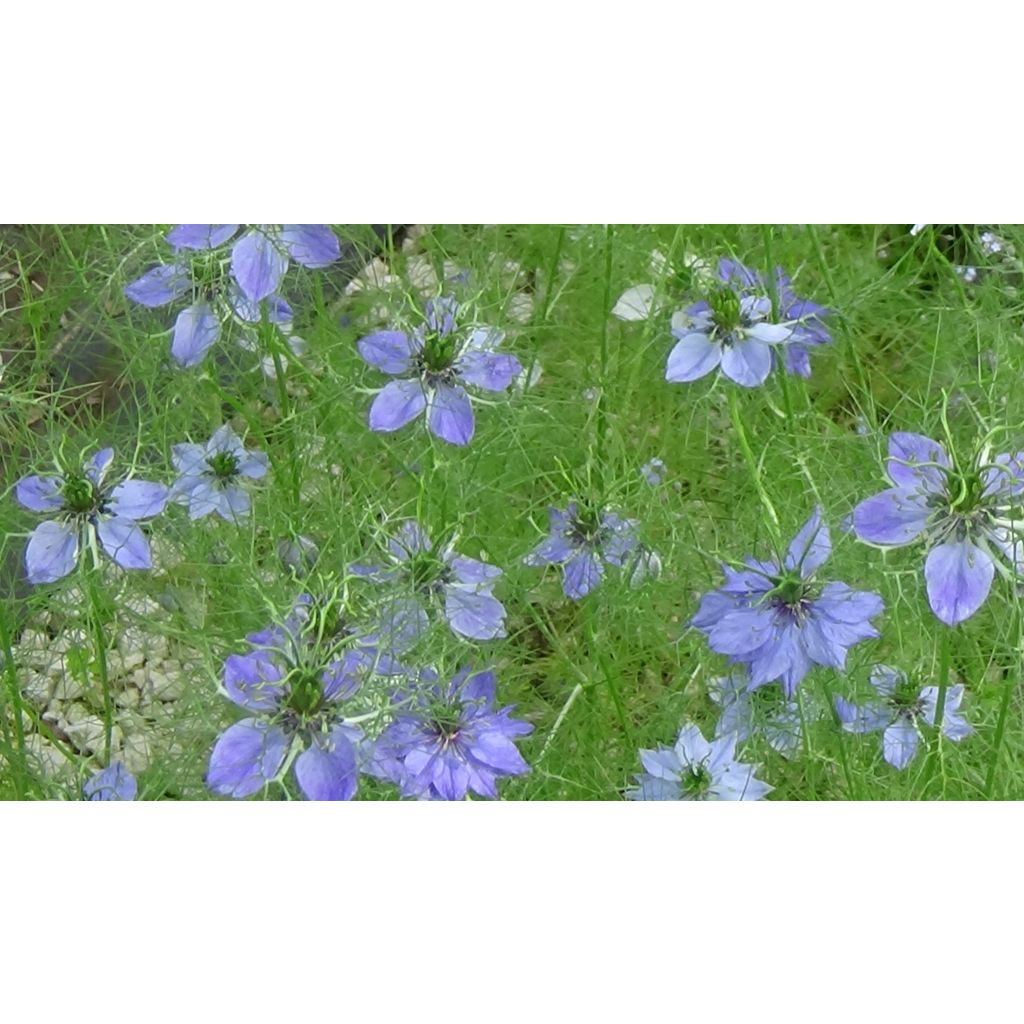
351 520 507 642
15 448 167 584
124 224 339 367
169 424 268 522
523 501 640 599
850 432 1024 625
834 665 972 770
370 667 532 800
708 670 805 757
627 722 772 801
640 457 667 486
357 296 521 447
206 594 389 800
666 258 832 386
83 761 137 800
666 262 792 388
692 508 884 696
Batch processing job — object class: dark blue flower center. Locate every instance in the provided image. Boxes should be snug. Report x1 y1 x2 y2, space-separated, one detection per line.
429 704 465 748
886 680 925 719
765 570 813 620
207 450 240 482
569 506 606 547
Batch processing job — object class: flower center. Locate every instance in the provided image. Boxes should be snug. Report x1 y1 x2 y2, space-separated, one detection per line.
287 671 324 717
61 473 97 514
886 680 924 719
191 249 229 300
569 505 606 546
682 761 713 796
429 705 464 748
420 329 457 374
207 451 240 481
405 552 449 593
764 569 814 624
708 286 742 334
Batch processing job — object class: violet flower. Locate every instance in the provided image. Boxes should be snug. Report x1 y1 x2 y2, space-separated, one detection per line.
851 432 1024 625
206 594 394 801
357 297 521 446
523 500 640 600
370 667 532 800
170 424 268 522
351 520 507 642
691 508 884 696
15 448 167 584
834 665 972 769
125 224 338 367
83 762 137 801
627 722 772 801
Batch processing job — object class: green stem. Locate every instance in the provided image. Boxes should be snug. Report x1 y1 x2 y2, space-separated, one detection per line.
921 626 953 796
0 602 28 799
933 625 953 732
985 606 1020 798
537 682 584 765
83 569 114 762
728 388 782 548
591 225 615 495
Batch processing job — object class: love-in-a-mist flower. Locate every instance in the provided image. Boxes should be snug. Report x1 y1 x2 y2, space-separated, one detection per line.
169 424 268 522
640 458 667 487
357 296 521 446
713 259 834 378
666 268 793 389
692 508 884 696
83 761 137 801
851 432 1024 626
124 224 338 367
708 669 806 757
351 520 507 642
627 722 772 801
15 448 167 584
834 665 972 770
206 594 392 801
370 667 532 800
523 500 640 600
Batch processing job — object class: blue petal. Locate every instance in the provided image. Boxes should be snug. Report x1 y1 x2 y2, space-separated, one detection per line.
171 303 221 368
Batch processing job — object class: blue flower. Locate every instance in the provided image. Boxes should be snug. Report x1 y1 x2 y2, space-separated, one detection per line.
206 594 392 801
125 224 338 367
357 297 521 446
834 665 973 769
708 669 806 757
691 508 884 696
170 424 269 522
627 722 772 800
851 432 1024 625
640 457 667 486
83 761 137 800
369 667 532 800
14 448 167 584
666 257 832 387
523 500 640 599
351 520 507 642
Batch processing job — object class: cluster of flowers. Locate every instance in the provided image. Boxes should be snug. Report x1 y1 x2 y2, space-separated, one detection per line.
125 224 340 368
19 234 1017 800
14 427 269 583
203 593 532 801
